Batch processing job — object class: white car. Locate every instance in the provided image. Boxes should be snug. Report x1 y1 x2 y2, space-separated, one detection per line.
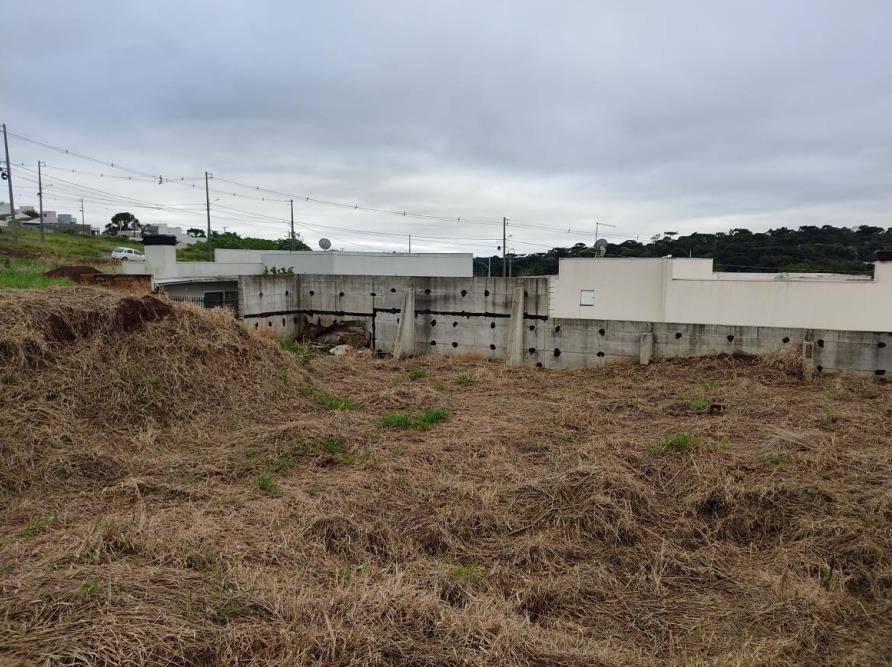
111 247 145 261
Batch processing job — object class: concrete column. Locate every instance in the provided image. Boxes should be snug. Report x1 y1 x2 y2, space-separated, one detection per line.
392 288 416 360
639 332 654 365
506 285 525 366
801 340 815 381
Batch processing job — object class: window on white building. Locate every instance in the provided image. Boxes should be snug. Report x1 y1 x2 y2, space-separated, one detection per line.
580 290 594 306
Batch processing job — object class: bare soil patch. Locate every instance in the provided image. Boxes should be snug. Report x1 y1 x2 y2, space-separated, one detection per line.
1 288 890 665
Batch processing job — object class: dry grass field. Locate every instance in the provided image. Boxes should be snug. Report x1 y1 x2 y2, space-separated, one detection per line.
1 288 890 665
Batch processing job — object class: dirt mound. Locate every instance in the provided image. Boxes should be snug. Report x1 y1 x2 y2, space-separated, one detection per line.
44 265 101 282
1 297 890 665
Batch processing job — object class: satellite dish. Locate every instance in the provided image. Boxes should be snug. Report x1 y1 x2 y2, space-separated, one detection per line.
594 238 608 257
318 238 331 250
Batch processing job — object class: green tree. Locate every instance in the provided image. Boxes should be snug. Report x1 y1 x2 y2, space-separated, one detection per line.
106 212 140 234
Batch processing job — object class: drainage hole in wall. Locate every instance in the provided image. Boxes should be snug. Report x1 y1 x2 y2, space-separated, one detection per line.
460 289 467 297
879 342 887 348
309 290 314 296
484 289 490 296
490 344 496 350
554 325 561 333
553 348 561 357
782 336 790 344
282 318 285 326
490 322 496 329
430 340 437 346
596 351 605 358
727 334 735 342
338 291 344 297
254 322 258 329
876 369 887 375
817 339 825 347
285 290 289 296
675 332 682 339
528 347 536 355
370 292 376 297
598 328 605 336
424 288 431 295
524 290 529 297
816 365 823 372
536 362 543 368
258 292 263 298
451 342 458 348
397 318 400 323
267 321 272 327
529 325 536 331
452 321 458 327
431 319 437 326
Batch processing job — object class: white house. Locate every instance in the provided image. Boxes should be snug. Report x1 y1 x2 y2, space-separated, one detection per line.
550 256 892 332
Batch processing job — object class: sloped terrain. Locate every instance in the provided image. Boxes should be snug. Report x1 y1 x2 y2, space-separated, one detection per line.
1 288 890 665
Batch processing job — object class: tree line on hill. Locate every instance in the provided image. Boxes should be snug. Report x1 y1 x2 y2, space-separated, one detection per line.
476 225 892 277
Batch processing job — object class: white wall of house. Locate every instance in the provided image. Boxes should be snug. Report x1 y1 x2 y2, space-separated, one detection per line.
551 257 892 332
124 246 472 286
199 249 472 277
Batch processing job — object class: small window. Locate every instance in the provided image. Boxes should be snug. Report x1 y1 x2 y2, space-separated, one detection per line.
580 290 595 306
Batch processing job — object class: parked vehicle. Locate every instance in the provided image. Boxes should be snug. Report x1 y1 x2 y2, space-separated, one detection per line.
111 247 145 261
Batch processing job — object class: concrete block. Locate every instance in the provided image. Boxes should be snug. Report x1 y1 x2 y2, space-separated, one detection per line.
640 332 654 365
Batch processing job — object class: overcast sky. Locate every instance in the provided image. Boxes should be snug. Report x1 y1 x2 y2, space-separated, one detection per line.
3 1 892 254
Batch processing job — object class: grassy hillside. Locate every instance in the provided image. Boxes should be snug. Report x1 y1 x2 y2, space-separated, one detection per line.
0 228 142 288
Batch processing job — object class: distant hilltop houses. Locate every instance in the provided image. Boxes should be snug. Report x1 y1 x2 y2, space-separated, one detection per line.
0 201 99 234
0 202 196 244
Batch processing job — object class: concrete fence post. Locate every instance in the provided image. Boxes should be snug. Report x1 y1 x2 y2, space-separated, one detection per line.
801 340 815 382
506 285 525 366
392 288 416 360
639 332 654 365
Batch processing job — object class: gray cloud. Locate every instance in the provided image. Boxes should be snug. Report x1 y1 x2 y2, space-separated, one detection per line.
4 0 892 252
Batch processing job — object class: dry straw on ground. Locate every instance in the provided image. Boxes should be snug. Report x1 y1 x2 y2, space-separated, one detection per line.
1 287 890 665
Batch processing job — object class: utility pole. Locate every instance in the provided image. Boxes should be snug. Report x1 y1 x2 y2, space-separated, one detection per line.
205 171 213 260
289 199 295 252
37 161 45 242
594 221 616 244
80 198 86 236
3 124 16 245
502 216 507 277
408 234 411 253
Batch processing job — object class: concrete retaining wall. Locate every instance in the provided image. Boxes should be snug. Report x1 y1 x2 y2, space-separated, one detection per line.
239 274 892 375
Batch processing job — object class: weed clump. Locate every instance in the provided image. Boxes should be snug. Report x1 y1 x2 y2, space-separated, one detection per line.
407 368 427 381
20 514 57 538
455 374 477 387
649 433 700 454
279 338 315 364
299 385 356 411
449 563 484 584
381 408 450 431
253 473 282 496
